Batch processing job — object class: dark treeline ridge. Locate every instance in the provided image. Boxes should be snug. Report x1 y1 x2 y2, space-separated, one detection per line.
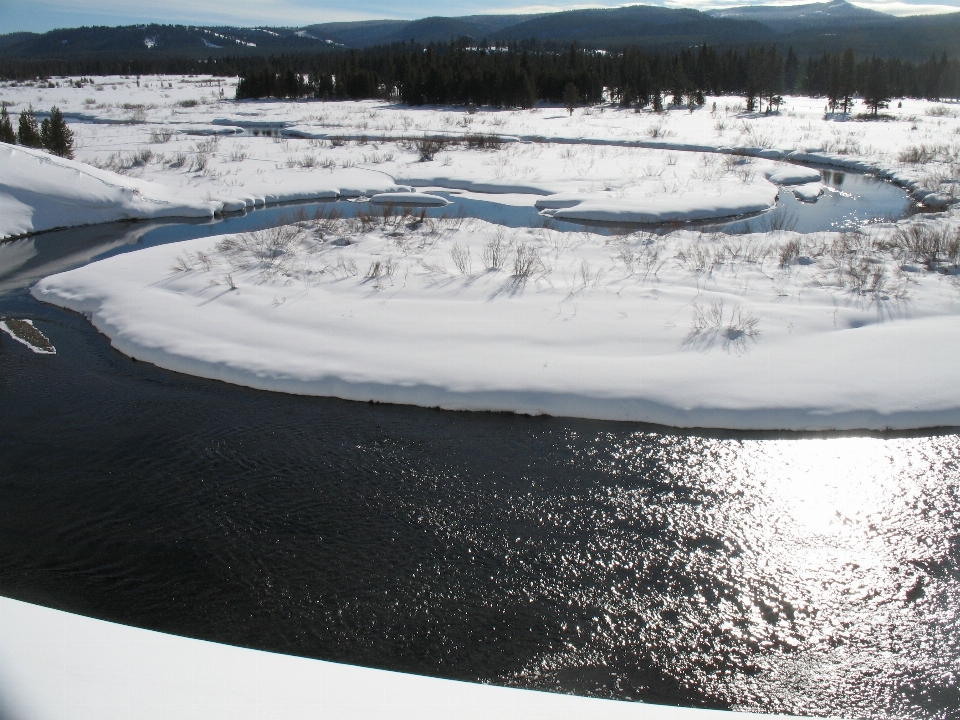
2 40 958 105
234 42 960 107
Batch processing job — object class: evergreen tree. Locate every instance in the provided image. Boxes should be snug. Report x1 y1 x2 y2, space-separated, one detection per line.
40 106 74 158
17 107 42 148
864 57 891 117
839 49 856 114
0 106 15 144
827 54 841 112
563 82 578 115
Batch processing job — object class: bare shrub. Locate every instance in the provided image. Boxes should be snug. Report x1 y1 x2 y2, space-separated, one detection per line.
193 137 219 154
512 242 542 278
215 224 305 278
148 128 174 143
778 238 802 267
646 120 668 139
228 148 248 162
689 300 760 353
724 305 761 350
464 133 503 150
415 136 449 162
366 258 396 285
192 153 208 172
130 148 154 166
890 223 960 269
482 229 508 270
333 255 358 277
897 144 954 164
691 301 725 331
177 99 199 108
926 106 958 118
450 243 472 274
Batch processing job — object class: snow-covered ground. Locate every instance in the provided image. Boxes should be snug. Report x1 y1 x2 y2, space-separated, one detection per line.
1 143 218 237
2 74 956 240
0 596 806 720
4 76 960 429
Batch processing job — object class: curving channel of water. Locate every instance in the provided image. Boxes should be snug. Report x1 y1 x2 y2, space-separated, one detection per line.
1 186 957 720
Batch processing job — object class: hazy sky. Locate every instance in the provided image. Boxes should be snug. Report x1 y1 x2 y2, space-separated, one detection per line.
1 0 958 34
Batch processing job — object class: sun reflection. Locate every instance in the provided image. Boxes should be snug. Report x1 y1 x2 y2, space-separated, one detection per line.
504 431 960 717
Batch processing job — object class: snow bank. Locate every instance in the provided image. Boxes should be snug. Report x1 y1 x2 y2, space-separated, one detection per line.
209 168 410 212
0 596 803 720
545 180 778 224
0 144 218 239
763 166 822 185
792 183 824 202
370 191 450 206
32 217 960 431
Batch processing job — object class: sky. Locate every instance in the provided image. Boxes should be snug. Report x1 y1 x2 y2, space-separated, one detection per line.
0 0 958 34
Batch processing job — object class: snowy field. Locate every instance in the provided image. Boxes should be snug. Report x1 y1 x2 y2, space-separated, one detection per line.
3 75 960 429
0 596 804 720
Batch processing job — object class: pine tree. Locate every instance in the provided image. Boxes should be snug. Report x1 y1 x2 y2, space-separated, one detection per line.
827 54 841 112
40 106 74 158
864 57 890 117
563 82 578 115
839 49 856 114
0 106 15 144
17 107 43 148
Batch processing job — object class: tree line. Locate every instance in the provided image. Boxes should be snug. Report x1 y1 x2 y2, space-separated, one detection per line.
231 41 960 109
1 105 75 157
1 39 957 108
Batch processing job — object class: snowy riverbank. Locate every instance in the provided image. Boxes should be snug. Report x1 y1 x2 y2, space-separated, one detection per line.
2 77 957 241
7 78 960 430
0 144 218 239
0 596 809 720
33 208 960 431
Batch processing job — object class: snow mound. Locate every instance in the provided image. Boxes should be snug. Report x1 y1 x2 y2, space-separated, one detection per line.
0 596 799 720
0 144 218 239
545 180 779 224
792 182 824 202
32 219 960 431
370 192 450 206
763 166 822 185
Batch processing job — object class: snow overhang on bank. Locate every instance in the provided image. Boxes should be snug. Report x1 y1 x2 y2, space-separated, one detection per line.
0 596 814 720
30 216 960 433
0 144 219 240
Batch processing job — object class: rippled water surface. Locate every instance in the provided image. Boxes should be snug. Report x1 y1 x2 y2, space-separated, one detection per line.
1 203 957 719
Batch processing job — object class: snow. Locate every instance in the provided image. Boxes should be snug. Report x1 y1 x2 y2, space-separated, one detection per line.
370 191 451 206
546 180 778 223
5 77 960 430
0 596 803 720
0 144 218 239
32 207 960 431
763 166 822 185
792 182 824 202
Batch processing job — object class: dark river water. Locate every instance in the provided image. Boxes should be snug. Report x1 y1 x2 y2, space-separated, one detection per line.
1 192 957 719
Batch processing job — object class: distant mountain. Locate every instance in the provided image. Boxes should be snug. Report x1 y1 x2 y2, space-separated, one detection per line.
707 0 893 31
487 6 772 46
1 2 958 62
0 24 333 59
302 15 532 47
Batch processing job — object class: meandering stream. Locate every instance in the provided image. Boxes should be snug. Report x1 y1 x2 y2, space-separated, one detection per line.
1 182 956 719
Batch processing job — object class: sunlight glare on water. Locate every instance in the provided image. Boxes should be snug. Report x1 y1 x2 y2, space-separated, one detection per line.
504 433 960 718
